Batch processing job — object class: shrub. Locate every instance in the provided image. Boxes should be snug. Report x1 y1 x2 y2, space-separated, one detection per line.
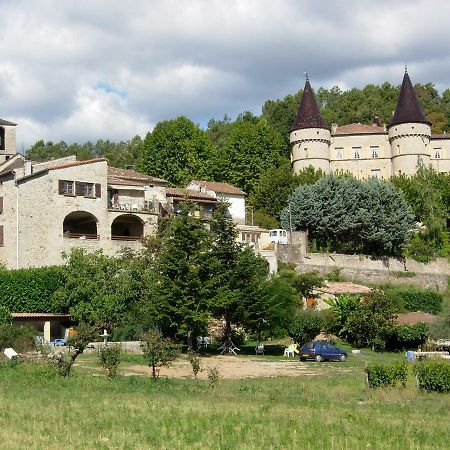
392 288 443 314
388 323 429 350
0 306 12 325
413 360 450 393
288 309 324 345
0 325 36 352
140 330 180 379
365 361 408 388
207 366 221 388
0 266 65 313
98 344 122 379
187 352 202 380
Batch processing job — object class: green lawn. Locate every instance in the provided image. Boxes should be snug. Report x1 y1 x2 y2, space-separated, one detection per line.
0 351 449 449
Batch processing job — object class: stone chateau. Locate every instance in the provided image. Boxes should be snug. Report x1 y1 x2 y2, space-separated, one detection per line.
291 71 450 178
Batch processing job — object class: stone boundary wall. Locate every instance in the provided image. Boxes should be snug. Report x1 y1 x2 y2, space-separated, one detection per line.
276 246 450 292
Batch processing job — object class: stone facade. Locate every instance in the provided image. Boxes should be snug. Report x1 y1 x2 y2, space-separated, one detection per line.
291 72 450 178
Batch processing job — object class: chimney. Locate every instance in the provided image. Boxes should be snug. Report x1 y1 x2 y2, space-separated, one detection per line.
372 116 382 127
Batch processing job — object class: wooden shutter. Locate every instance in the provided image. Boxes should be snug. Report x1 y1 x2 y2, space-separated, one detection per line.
75 181 85 196
0 197 3 214
58 180 65 195
95 183 101 198
0 225 4 246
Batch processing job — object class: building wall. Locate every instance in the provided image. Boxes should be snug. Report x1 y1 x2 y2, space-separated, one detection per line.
293 129 450 178
0 125 16 164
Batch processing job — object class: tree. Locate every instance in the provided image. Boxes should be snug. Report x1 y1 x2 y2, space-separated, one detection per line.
288 309 324 345
140 116 216 186
209 202 269 352
154 202 214 346
216 119 286 195
249 162 324 226
53 248 155 329
140 330 180 379
343 291 398 351
281 175 415 256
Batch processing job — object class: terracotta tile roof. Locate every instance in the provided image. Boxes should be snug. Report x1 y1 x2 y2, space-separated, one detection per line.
318 281 372 295
291 79 328 131
0 118 17 126
48 158 107 171
190 180 246 195
431 134 450 139
166 187 217 202
12 313 71 319
333 123 385 135
389 72 430 127
108 176 147 187
0 156 25 175
108 167 166 184
397 312 439 325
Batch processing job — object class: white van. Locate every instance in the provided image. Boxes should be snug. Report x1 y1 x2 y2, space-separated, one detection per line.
269 229 289 244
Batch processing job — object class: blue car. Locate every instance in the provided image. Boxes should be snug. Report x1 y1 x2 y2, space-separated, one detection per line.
299 341 347 362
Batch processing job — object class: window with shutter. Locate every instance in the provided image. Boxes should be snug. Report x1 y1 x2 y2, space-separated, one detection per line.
0 225 4 246
75 181 85 196
85 183 94 197
95 183 101 198
58 180 65 195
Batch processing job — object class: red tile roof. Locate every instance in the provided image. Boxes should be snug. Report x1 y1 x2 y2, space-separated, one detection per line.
166 187 217 202
108 167 166 184
189 180 246 195
47 158 107 171
397 312 439 325
12 313 71 319
333 123 385 135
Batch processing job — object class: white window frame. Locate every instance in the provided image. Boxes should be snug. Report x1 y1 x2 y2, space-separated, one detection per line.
371 146 379 158
352 147 361 159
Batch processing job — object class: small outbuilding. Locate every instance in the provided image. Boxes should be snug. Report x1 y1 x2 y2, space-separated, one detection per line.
12 313 71 343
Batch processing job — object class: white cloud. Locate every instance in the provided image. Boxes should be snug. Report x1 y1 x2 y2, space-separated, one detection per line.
2 0 450 149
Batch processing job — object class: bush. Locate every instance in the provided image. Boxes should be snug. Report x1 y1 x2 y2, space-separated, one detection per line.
0 266 65 313
388 323 429 350
0 306 12 325
98 344 122 379
365 361 408 388
391 288 443 314
0 325 36 352
288 309 324 345
413 360 450 393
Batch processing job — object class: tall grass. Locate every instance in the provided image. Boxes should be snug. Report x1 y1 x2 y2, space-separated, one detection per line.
0 355 449 449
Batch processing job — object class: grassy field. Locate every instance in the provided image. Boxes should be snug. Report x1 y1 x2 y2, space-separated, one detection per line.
0 350 449 450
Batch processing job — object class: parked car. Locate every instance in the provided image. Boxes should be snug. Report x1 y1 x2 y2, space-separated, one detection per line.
299 341 347 362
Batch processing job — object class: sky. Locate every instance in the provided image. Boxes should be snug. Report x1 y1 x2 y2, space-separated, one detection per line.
2 0 450 151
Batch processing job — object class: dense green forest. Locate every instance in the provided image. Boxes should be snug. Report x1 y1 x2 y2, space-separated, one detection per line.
25 81 450 259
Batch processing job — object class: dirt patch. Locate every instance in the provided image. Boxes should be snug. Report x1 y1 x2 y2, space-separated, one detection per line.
124 355 346 379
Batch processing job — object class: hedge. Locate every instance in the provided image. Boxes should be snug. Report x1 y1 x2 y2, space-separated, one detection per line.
389 288 443 314
413 360 450 393
365 361 408 388
0 267 66 313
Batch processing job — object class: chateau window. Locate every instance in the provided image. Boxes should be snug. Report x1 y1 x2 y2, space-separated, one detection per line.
434 148 441 159
59 180 74 196
352 147 361 159
371 169 381 179
335 148 343 160
371 146 379 158
84 183 94 197
0 225 3 246
304 147 309 159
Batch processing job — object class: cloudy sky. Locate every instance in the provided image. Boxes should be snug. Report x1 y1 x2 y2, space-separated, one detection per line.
2 0 450 150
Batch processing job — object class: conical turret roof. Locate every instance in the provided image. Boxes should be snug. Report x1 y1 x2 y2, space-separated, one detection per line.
389 72 430 127
291 78 328 131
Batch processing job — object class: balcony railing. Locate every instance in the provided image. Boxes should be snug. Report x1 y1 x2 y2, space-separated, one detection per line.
111 235 142 241
64 232 99 240
109 201 158 214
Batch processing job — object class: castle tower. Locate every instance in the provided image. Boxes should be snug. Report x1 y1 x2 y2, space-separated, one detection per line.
388 70 431 176
290 76 331 174
0 119 17 164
